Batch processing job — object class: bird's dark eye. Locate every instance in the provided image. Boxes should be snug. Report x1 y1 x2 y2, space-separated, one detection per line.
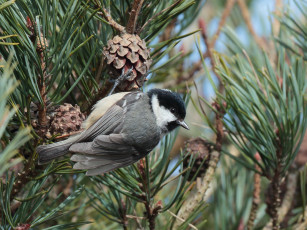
170 107 176 113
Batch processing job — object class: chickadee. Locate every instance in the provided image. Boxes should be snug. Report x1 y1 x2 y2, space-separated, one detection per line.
37 88 189 176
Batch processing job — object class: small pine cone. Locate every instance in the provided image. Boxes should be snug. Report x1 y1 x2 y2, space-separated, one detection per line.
183 137 212 181
103 33 152 91
50 103 85 136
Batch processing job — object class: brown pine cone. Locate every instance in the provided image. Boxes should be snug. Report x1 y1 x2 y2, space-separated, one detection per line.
103 33 152 91
49 103 85 136
183 137 212 181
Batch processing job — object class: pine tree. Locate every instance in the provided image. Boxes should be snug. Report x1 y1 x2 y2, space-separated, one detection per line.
0 0 306 229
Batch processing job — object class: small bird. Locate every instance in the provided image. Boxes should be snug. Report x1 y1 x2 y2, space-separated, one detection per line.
37 88 189 175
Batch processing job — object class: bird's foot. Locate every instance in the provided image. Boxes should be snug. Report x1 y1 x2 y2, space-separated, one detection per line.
108 68 134 96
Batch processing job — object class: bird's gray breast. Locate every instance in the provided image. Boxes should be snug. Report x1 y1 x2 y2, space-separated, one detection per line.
122 95 161 153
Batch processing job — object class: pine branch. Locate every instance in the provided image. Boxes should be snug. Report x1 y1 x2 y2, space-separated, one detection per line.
174 150 220 228
267 133 283 230
95 0 126 34
137 159 162 230
25 17 49 138
247 153 262 230
126 0 144 34
210 0 237 48
264 171 298 229
272 0 283 36
174 102 225 228
237 0 267 50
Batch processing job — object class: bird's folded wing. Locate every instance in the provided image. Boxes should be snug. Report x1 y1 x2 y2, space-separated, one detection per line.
70 134 142 175
78 91 143 141
78 105 124 141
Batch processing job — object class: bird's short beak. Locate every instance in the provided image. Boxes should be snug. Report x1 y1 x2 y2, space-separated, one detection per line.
177 119 189 130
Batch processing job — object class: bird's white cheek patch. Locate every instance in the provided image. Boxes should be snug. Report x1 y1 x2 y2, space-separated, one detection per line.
151 95 177 129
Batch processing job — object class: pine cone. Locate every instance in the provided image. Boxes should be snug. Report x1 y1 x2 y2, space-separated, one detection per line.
183 137 212 181
103 33 152 91
50 103 85 136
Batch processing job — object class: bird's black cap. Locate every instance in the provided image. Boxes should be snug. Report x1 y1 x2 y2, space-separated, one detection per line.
147 89 186 120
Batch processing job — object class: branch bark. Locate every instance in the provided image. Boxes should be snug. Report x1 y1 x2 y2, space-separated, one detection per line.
210 0 237 48
94 0 126 34
126 0 144 34
264 172 297 230
237 0 267 50
247 153 262 230
174 102 225 228
267 136 283 230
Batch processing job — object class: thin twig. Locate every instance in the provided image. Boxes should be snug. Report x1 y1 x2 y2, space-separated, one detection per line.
199 19 222 84
54 130 82 139
95 54 106 83
210 0 237 48
94 0 126 34
126 215 146 220
119 200 128 230
131 211 145 230
137 160 161 230
137 0 182 34
35 35 49 137
167 210 198 230
273 0 283 37
237 0 267 50
126 0 144 34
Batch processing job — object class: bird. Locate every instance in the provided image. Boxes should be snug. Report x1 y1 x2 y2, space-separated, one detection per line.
37 88 189 176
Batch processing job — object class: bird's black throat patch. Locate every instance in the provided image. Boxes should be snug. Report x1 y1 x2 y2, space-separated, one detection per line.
166 120 179 132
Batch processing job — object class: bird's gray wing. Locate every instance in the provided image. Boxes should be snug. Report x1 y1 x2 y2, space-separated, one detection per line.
70 134 143 175
78 105 124 141
77 91 143 141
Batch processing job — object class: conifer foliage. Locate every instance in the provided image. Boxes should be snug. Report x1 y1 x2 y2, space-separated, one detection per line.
0 0 306 229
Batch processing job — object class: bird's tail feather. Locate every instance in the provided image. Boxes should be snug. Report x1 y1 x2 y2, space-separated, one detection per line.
37 135 80 164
